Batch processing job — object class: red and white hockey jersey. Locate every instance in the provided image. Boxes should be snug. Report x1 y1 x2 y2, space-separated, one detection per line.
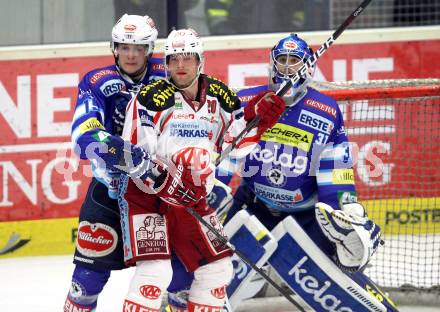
122 74 259 193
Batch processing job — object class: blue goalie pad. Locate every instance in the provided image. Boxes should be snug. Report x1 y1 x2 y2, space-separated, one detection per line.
223 210 278 310
268 216 390 312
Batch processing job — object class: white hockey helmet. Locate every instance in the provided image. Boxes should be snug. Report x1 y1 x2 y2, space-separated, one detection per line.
164 28 204 75
111 14 158 58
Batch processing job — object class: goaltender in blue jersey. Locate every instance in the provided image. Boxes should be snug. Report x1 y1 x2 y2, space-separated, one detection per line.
208 33 400 312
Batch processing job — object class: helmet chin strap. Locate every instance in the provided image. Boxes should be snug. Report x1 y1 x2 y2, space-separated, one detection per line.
115 56 149 84
165 62 203 93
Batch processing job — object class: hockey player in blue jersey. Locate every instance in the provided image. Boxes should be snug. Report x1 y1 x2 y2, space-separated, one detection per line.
207 33 399 311
64 14 165 311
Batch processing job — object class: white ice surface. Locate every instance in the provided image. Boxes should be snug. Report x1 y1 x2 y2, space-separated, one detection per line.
0 255 438 312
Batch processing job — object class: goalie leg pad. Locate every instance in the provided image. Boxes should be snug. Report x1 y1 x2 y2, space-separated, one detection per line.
349 271 399 312
223 209 278 310
269 215 388 312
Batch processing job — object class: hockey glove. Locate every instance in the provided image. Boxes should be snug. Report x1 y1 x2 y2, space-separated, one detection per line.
150 158 207 208
244 90 285 135
91 134 152 180
315 202 382 272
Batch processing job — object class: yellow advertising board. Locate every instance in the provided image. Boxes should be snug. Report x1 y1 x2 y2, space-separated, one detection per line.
364 197 440 235
0 217 78 259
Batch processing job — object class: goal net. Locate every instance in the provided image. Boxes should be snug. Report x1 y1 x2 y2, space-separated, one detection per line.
233 79 440 301
313 79 440 294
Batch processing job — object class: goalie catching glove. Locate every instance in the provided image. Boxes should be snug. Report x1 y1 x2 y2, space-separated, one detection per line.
315 202 382 272
244 90 285 135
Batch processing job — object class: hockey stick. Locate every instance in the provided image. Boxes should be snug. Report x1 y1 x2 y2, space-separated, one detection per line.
215 0 373 167
185 206 307 311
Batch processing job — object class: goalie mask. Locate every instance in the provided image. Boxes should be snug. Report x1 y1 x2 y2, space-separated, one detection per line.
164 28 204 89
269 33 315 106
111 14 158 60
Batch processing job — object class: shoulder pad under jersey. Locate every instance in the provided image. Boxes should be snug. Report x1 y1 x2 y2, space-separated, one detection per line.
137 79 176 111
302 87 340 120
82 65 126 97
237 85 269 106
205 75 240 113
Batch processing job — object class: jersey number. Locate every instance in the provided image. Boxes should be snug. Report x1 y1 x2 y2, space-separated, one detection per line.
316 133 329 145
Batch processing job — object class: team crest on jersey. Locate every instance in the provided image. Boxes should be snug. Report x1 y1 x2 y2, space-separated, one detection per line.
266 166 287 187
173 147 211 171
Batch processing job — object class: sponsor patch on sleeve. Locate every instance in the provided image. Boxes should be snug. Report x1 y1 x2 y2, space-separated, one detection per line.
79 117 105 134
317 168 355 185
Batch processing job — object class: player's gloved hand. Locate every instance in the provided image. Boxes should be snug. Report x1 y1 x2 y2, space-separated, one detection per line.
91 134 152 180
150 158 207 208
315 202 382 272
244 90 285 135
206 179 233 220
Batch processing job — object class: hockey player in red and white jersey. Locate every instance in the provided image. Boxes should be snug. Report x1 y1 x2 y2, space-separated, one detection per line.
114 28 285 311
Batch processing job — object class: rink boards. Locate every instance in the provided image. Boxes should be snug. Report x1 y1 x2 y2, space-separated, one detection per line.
0 196 439 258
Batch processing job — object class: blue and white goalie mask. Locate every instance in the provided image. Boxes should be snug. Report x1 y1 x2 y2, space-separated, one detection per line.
269 34 315 106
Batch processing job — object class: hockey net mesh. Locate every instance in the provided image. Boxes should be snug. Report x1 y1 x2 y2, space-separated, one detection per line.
236 79 440 292
314 79 440 292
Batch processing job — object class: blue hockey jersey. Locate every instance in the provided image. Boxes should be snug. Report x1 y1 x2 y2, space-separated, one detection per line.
219 85 357 212
71 58 165 159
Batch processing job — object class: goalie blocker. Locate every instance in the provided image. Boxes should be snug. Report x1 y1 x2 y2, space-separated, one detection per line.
225 210 398 312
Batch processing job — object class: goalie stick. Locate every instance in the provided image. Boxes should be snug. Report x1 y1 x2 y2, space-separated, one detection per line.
215 0 374 167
